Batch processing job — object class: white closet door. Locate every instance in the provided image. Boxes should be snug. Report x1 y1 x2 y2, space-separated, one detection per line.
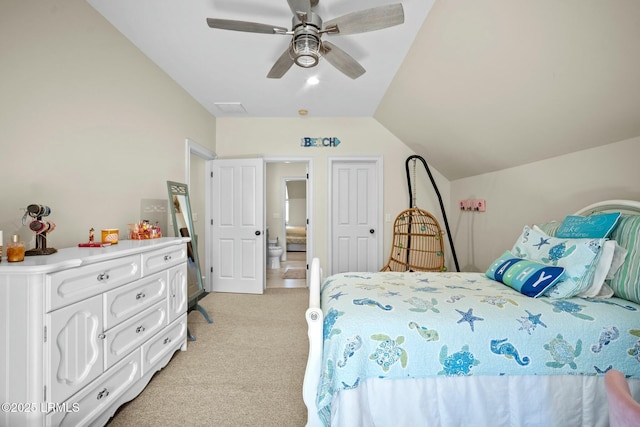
331 159 381 274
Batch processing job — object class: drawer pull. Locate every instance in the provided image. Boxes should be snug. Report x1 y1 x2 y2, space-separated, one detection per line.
98 333 106 340
97 388 109 400
163 337 172 345
164 255 172 261
135 292 146 300
135 325 146 334
97 273 110 281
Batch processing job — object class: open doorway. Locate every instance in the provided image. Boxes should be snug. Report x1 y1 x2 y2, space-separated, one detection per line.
283 178 307 258
265 159 312 288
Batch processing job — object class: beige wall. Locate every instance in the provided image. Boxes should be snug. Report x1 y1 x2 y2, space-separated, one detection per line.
216 117 452 272
450 136 640 272
0 0 216 250
6 0 635 278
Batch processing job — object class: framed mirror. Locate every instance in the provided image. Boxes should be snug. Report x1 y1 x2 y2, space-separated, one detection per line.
167 181 206 309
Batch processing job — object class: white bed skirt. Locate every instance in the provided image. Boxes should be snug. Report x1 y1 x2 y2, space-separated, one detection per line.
329 375 640 427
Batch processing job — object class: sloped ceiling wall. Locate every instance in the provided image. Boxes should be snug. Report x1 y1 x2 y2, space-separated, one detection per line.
375 0 640 180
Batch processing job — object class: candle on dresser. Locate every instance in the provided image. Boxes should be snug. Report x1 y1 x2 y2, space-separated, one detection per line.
7 234 25 262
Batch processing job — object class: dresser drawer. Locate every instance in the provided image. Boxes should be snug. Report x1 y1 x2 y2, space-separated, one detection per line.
141 313 187 375
142 244 187 276
48 349 141 427
104 271 167 330
47 255 141 312
104 300 167 369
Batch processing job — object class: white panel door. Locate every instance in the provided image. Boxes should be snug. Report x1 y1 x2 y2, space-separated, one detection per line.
210 158 264 294
331 159 381 274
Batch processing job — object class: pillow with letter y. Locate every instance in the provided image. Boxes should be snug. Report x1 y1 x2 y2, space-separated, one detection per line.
486 251 565 297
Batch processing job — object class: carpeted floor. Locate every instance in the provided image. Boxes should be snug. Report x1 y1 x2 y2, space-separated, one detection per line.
106 288 309 427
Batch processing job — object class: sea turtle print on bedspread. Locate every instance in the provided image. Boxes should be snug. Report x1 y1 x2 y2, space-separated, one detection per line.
316 271 640 425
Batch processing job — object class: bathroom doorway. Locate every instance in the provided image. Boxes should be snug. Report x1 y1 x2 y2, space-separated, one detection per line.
265 159 312 288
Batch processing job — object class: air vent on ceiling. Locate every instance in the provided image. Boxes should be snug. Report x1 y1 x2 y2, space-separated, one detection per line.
214 102 247 114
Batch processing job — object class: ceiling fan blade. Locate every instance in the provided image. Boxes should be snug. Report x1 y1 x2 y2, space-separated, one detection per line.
287 0 312 21
267 48 295 79
324 3 404 35
320 41 365 79
206 18 288 35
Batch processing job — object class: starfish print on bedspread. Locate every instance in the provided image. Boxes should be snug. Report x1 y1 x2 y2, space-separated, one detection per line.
456 308 484 332
517 310 547 335
328 291 347 301
381 291 401 297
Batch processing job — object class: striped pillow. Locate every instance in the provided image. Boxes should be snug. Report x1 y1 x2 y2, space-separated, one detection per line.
536 220 561 237
608 214 640 304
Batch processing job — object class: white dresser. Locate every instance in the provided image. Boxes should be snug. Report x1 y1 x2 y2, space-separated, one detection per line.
0 237 190 427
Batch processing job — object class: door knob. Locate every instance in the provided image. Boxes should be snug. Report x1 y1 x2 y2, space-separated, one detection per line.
370 229 375 234
255 230 261 236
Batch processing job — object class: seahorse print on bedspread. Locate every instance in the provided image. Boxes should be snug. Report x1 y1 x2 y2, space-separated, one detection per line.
337 336 362 367
323 307 343 340
490 338 530 366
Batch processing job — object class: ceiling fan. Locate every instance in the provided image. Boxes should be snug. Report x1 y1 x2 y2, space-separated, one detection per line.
206 0 404 79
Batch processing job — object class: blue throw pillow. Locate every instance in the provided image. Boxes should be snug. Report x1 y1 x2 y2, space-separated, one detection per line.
556 212 621 238
486 251 565 298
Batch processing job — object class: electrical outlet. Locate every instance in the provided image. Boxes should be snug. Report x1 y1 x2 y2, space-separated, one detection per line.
460 200 472 211
472 199 486 212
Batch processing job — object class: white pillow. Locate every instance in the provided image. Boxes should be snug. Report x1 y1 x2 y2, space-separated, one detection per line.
596 283 615 299
606 241 628 280
515 225 604 298
577 240 615 298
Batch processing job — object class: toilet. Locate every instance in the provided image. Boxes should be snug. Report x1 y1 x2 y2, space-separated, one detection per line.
267 238 284 269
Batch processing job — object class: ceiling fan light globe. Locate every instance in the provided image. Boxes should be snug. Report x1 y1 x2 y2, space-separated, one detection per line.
291 33 320 68
295 54 318 67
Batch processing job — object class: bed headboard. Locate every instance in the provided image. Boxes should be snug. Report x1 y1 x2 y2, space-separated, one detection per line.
575 199 640 216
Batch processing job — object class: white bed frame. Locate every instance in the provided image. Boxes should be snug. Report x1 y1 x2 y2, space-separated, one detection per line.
302 200 640 427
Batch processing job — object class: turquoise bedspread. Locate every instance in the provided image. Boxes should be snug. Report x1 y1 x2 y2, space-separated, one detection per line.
317 271 640 425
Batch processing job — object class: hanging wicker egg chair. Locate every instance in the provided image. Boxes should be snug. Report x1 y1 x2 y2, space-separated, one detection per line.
380 207 445 272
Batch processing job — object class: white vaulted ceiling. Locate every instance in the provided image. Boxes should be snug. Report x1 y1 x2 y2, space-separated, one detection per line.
87 0 640 180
